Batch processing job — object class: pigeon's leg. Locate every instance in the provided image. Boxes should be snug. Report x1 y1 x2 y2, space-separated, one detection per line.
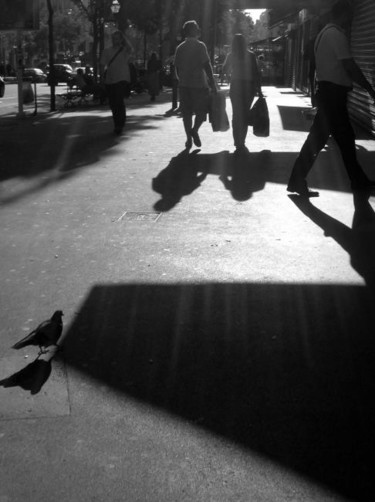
38 344 61 357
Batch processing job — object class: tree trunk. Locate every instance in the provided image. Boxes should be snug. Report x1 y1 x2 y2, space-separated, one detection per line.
47 0 56 111
143 31 147 64
92 16 99 80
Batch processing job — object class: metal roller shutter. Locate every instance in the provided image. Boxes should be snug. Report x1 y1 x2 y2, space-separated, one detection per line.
349 0 375 135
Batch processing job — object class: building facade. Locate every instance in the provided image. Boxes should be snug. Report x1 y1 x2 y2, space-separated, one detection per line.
269 0 375 135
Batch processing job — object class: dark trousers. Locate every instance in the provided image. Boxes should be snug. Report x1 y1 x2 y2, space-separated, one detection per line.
105 81 129 130
229 80 256 147
289 81 369 187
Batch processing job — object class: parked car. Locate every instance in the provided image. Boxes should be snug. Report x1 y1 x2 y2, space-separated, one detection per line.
0 76 5 98
23 68 48 83
46 64 74 84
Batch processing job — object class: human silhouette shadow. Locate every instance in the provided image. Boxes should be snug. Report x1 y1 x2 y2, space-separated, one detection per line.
218 149 268 201
289 192 375 291
152 149 269 210
152 149 207 211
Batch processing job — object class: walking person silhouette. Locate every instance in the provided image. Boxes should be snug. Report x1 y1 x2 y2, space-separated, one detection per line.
287 0 375 197
174 20 217 150
223 33 262 153
100 30 133 135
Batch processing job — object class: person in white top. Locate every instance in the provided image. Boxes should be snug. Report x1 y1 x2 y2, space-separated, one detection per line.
100 30 133 135
287 0 375 197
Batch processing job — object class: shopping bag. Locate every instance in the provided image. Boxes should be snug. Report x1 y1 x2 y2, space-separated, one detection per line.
248 96 269 137
209 90 230 132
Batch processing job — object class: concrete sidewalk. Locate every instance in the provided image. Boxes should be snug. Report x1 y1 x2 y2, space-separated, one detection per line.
1 86 375 501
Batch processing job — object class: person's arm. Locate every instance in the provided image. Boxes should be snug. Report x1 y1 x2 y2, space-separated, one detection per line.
99 51 107 82
222 53 231 77
201 43 217 92
342 58 375 101
173 50 179 81
252 53 263 96
203 60 217 92
174 61 179 81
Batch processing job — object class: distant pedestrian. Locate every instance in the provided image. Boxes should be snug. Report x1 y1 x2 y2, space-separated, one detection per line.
223 34 262 153
147 52 162 102
174 20 217 149
287 0 375 197
100 30 133 135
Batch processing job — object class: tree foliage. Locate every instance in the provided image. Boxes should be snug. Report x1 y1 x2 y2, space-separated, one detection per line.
0 0 266 70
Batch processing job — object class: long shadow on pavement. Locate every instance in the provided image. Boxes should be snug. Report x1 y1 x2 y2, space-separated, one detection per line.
0 111 164 206
152 146 375 210
19 85 176 114
289 191 375 291
152 149 271 210
63 279 375 501
62 190 375 500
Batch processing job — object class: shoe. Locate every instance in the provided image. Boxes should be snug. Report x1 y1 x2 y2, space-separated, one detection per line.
190 129 201 147
234 145 249 155
287 179 319 198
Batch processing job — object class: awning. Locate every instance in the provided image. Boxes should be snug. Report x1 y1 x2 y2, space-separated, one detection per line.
229 0 337 13
227 1 345 28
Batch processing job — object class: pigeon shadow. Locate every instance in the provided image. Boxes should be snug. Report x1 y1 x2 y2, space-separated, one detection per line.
0 357 52 395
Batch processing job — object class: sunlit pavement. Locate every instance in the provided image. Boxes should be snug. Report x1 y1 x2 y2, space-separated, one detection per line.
1 87 375 501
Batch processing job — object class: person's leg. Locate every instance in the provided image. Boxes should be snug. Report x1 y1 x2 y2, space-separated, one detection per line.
328 89 371 189
230 81 251 149
242 85 256 150
106 82 126 133
183 114 193 146
106 83 115 115
179 87 194 148
113 81 126 133
230 82 242 148
190 88 209 147
287 87 330 194
193 114 205 132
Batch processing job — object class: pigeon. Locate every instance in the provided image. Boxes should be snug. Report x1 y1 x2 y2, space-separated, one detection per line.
12 310 64 353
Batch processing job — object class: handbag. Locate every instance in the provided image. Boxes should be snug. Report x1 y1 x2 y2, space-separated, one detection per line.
209 90 230 132
248 96 269 137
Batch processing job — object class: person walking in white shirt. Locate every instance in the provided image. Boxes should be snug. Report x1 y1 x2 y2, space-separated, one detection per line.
287 0 375 197
100 30 133 135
